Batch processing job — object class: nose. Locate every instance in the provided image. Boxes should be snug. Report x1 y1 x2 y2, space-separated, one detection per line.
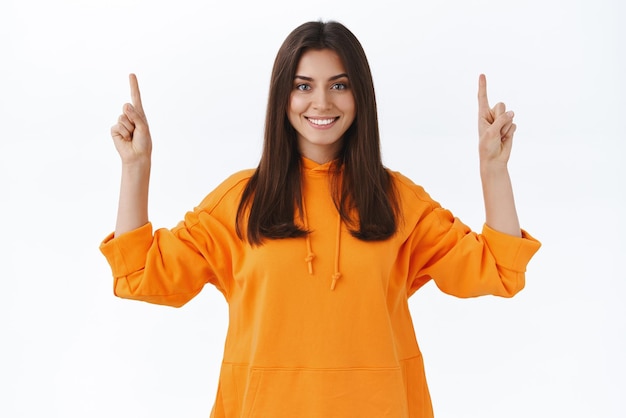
312 89 331 111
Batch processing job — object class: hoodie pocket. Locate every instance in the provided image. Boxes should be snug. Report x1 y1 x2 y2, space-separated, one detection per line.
215 363 251 418
400 355 434 418
240 367 409 418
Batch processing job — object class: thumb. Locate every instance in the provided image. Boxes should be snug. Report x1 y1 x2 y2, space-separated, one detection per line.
123 103 149 131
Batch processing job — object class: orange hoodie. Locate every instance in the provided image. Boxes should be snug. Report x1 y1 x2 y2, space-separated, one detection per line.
100 158 541 417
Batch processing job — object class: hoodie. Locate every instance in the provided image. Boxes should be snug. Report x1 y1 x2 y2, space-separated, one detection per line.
100 157 541 417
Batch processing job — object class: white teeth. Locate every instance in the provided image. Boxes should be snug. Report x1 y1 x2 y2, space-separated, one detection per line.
308 118 336 126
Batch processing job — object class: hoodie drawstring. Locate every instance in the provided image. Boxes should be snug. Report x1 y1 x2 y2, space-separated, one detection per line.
330 214 342 291
302 200 315 275
301 198 342 290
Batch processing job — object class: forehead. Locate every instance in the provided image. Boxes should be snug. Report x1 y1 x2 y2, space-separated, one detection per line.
295 49 347 77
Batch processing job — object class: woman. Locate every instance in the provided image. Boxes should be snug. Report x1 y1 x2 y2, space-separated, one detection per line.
101 20 540 418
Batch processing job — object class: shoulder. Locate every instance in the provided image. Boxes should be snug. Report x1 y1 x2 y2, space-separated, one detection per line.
196 168 256 214
387 169 457 237
388 169 439 210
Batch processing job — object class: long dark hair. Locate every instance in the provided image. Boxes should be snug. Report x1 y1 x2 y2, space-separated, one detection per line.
236 20 399 245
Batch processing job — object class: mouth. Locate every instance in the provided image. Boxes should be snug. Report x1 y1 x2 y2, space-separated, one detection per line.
306 117 339 128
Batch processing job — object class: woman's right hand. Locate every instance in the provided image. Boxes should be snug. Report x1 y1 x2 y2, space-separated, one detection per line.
110 74 152 165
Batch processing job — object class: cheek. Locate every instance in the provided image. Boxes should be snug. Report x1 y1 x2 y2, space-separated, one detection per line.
340 96 356 122
287 99 300 127
289 94 308 116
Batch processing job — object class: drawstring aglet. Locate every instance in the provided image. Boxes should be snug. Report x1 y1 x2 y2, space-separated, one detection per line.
330 272 342 290
305 252 315 275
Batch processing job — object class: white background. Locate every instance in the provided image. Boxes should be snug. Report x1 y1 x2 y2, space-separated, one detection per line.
1 0 624 416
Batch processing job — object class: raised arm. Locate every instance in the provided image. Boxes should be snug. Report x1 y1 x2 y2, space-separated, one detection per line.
110 74 152 236
477 74 521 237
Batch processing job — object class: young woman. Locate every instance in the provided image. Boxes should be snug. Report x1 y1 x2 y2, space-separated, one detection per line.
102 21 540 418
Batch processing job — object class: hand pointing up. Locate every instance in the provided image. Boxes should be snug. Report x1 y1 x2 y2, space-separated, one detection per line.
110 74 152 165
477 74 516 167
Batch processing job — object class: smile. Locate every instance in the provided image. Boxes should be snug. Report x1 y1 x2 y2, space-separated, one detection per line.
306 117 338 126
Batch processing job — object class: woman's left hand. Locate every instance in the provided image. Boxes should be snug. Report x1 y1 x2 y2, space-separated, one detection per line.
477 74 516 167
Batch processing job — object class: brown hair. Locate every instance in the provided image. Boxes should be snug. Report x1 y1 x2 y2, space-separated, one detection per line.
236 20 399 245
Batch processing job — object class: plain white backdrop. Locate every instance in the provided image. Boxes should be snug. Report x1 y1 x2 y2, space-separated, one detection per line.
1 0 624 416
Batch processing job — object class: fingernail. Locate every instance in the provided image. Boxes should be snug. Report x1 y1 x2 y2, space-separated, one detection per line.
506 110 514 117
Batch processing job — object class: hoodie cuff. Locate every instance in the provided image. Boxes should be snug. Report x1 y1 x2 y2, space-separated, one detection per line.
99 222 154 277
481 223 541 272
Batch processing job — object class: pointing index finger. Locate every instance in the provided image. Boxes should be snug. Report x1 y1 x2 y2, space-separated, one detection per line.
129 73 144 115
478 73 490 116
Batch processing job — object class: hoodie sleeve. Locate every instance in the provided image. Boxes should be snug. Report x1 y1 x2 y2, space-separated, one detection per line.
390 172 541 299
99 211 232 307
406 204 541 298
100 222 210 308
98 171 251 307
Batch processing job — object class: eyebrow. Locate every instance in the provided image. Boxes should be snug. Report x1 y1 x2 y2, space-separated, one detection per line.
294 73 349 82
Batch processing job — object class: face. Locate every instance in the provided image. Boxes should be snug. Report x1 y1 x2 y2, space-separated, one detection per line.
288 49 356 164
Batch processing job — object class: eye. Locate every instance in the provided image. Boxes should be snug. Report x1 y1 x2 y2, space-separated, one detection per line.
331 82 348 91
296 83 311 91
